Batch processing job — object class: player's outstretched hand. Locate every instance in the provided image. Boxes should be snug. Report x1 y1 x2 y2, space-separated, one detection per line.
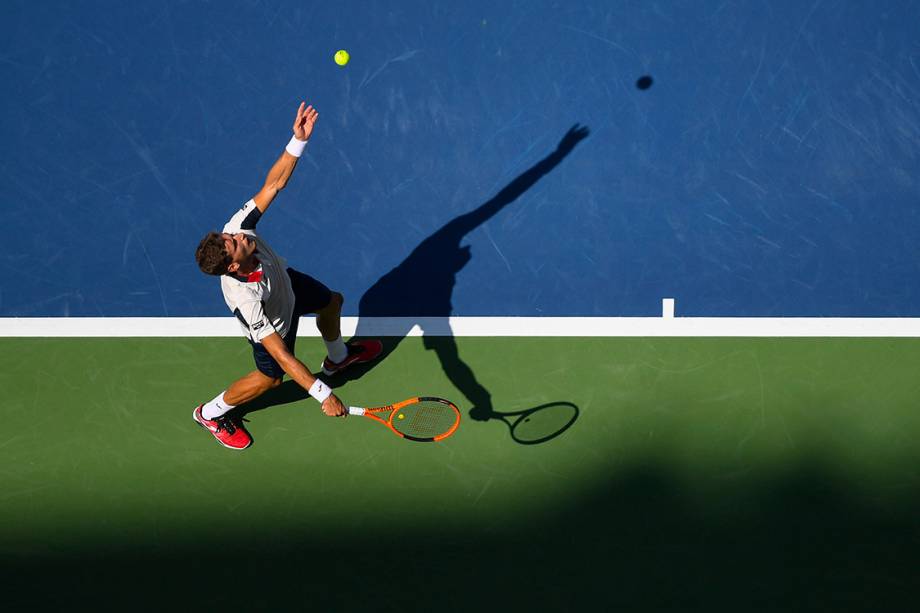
322 394 347 418
556 123 590 155
293 101 319 142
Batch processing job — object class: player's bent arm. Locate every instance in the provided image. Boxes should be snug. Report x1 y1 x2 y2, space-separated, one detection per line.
260 332 347 417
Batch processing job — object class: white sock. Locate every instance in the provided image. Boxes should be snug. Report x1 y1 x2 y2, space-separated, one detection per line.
201 391 235 420
325 335 348 363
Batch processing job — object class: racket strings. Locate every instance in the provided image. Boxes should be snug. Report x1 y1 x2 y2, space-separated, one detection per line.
395 401 458 439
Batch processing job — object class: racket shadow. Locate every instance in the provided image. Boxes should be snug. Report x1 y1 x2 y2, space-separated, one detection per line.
476 401 580 445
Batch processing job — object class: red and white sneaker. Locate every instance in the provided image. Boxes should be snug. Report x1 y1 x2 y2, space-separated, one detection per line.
321 339 383 376
193 405 252 450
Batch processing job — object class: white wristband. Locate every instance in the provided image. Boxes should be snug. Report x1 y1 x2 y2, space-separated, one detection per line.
285 135 307 158
308 379 332 403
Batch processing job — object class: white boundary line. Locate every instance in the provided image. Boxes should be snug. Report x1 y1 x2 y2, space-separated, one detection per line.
1 317 920 337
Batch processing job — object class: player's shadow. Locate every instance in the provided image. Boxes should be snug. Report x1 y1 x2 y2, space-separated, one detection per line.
338 125 589 425
240 124 590 436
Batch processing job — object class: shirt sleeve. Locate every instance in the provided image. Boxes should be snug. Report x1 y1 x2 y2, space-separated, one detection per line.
223 199 263 234
234 299 276 342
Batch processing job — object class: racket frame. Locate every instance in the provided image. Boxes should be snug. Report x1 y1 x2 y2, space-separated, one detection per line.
348 396 460 442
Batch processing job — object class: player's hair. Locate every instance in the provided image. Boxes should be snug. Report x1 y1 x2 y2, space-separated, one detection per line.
195 232 232 275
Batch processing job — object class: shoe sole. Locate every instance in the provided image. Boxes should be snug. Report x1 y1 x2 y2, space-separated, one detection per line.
193 407 252 450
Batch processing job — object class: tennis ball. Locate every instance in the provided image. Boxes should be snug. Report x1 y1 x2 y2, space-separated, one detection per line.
398 413 405 420
334 49 350 66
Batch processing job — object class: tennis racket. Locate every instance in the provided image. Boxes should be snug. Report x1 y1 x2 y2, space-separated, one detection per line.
348 397 461 442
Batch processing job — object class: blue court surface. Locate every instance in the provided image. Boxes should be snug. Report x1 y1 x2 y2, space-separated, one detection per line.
3 2 920 612
2 0 919 319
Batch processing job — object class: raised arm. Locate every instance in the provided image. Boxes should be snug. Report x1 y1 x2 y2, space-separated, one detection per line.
441 124 589 239
252 101 320 213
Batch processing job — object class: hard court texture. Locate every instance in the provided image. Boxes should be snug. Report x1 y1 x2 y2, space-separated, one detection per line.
2 1 920 318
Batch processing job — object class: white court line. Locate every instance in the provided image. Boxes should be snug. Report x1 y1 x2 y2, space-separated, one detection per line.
1 316 920 337
662 298 675 319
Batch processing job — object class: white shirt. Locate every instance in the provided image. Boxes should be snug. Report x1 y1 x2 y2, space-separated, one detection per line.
220 199 296 342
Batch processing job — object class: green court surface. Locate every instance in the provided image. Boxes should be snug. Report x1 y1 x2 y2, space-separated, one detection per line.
2 337 918 610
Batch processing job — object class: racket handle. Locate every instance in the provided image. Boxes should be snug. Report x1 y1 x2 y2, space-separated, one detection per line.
348 407 366 416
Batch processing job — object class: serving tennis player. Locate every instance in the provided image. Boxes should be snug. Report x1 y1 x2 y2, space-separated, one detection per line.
192 101 382 450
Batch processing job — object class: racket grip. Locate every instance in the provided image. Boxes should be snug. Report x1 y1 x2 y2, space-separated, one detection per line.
348 407 366 416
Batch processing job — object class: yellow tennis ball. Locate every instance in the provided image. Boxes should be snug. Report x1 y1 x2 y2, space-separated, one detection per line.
398 413 405 420
334 50 350 66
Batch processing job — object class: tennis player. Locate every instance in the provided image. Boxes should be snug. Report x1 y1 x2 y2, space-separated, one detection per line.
192 101 381 450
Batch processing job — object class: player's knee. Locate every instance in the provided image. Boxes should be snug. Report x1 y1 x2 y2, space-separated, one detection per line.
323 291 343 314
257 373 283 392
315 291 343 320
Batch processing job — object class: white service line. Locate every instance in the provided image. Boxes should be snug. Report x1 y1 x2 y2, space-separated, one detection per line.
1 316 920 337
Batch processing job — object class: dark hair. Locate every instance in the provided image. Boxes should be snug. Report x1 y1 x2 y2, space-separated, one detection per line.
195 232 232 275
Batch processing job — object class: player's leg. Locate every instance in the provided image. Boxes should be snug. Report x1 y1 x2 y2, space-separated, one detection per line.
315 290 344 343
193 341 285 450
286 267 382 375
223 369 283 405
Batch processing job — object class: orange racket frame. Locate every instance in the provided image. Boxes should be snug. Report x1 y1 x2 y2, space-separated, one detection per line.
347 396 461 442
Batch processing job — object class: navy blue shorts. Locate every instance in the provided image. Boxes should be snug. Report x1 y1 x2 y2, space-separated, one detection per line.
250 268 333 379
